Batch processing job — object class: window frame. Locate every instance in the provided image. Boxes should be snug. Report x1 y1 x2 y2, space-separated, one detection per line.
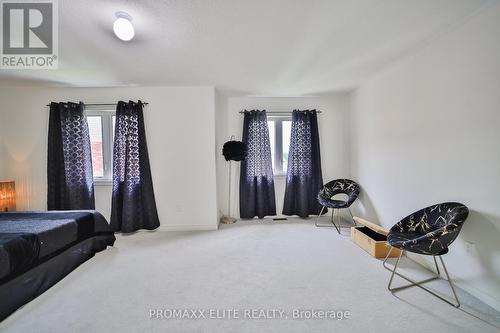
86 109 115 183
267 115 292 176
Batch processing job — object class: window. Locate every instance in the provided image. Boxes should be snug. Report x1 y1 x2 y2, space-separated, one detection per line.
267 116 292 175
86 110 115 181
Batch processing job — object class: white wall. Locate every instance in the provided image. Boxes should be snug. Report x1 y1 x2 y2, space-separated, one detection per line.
350 5 500 310
1 4 498 311
220 95 351 218
214 90 229 222
0 86 219 231
0 123 4 177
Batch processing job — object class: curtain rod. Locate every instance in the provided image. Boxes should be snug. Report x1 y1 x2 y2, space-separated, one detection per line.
238 110 322 114
45 102 149 107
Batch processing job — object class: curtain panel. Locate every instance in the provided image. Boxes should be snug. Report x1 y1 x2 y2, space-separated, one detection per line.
47 102 95 210
282 110 323 217
110 101 160 232
239 110 276 219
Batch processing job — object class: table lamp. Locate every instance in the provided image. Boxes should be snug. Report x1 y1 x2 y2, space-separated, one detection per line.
0 181 16 212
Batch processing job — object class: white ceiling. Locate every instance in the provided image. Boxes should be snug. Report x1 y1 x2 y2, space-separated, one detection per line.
0 0 493 95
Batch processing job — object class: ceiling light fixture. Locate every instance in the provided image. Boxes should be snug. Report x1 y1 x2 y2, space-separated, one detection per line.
113 11 134 41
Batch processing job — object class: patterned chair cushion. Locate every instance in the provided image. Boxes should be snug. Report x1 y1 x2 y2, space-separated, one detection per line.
387 202 469 255
317 179 360 209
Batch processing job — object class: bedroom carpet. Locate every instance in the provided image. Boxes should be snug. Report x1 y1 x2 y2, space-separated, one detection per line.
1 218 499 333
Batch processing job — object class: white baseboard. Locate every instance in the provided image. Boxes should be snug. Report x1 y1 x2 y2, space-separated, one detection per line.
157 224 219 231
407 253 500 311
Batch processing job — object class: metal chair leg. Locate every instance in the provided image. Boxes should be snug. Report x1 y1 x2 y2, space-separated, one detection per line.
315 206 339 230
387 250 404 290
314 206 326 227
314 207 341 233
333 209 341 233
382 245 397 271
433 256 440 276
327 209 341 233
439 256 461 308
383 247 440 276
387 250 441 291
347 207 357 226
384 250 461 307
315 206 355 234
318 205 326 219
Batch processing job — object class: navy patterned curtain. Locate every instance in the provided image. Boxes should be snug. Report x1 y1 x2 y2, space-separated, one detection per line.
110 101 160 232
282 110 323 217
47 102 95 210
239 110 276 219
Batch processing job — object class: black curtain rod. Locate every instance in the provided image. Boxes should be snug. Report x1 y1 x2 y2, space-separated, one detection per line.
45 102 149 107
238 110 322 114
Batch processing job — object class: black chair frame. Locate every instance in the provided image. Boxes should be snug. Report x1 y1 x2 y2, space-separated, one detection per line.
382 202 469 307
315 179 360 233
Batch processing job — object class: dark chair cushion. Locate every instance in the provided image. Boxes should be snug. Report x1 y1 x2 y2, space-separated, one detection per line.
317 179 360 209
318 198 348 208
387 202 468 256
388 232 449 255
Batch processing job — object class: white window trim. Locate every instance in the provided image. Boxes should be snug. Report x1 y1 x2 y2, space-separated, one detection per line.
86 109 115 183
268 115 291 176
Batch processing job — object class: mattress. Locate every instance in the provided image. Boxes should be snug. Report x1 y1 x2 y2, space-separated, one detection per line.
0 234 115 321
0 210 113 281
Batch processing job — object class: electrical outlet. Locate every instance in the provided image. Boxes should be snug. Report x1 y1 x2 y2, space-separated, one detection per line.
464 240 475 255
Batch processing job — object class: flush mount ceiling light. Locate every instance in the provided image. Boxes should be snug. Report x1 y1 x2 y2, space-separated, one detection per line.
113 11 134 41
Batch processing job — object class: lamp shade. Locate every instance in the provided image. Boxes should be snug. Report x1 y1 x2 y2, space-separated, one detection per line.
222 140 247 161
0 181 16 212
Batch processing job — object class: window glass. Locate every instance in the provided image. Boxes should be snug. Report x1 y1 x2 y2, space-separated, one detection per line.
87 116 104 177
267 121 275 171
112 115 116 143
266 117 292 175
282 120 291 173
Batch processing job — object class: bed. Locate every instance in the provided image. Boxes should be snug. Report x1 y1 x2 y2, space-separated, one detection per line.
0 211 115 320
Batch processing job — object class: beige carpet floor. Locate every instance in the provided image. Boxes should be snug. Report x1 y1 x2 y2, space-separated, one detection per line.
1 218 499 333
